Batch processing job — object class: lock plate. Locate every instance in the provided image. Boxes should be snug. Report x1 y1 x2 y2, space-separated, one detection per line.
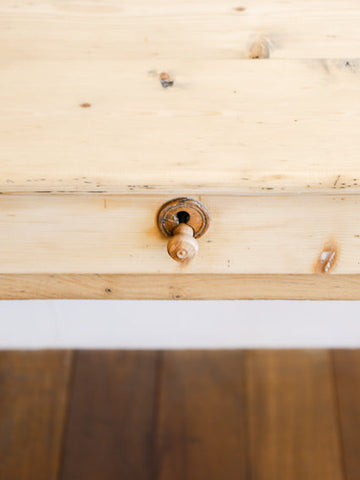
157 197 210 238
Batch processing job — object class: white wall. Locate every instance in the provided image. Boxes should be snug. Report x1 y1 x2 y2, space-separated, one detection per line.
0 300 360 349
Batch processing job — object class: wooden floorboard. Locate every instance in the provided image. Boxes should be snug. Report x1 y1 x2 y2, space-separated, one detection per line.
246 350 344 480
332 350 360 480
1 350 359 480
155 351 248 480
0 351 73 480
60 351 159 480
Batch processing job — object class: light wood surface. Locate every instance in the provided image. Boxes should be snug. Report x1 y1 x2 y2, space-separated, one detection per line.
1 0 360 195
3 0 360 61
1 274 360 299
2 0 360 298
0 194 359 274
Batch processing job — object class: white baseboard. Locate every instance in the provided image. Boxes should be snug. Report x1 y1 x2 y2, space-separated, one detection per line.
0 300 359 349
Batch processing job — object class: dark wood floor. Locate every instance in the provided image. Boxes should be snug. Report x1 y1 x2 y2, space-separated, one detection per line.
0 350 359 480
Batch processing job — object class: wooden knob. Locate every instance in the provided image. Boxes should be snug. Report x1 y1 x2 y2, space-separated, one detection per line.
167 223 199 264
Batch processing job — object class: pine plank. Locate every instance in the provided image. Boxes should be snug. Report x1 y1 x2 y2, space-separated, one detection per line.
332 350 360 480
1 274 360 299
156 351 248 480
1 59 360 195
0 194 359 275
1 0 359 61
0 351 72 480
246 350 344 480
1 0 360 195
60 351 158 480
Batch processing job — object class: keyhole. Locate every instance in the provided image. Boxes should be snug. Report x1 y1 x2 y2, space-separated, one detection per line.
176 211 190 224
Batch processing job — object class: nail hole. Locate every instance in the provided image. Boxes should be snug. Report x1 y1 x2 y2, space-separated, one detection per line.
159 72 174 88
176 211 190 224
105 288 112 293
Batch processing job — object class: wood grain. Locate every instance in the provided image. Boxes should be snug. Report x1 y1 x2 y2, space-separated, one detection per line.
2 0 360 295
246 350 344 480
2 0 360 62
0 351 72 480
1 274 360 299
60 351 158 480
1 350 360 479
332 350 360 480
0 194 360 275
156 351 248 480
0 1 360 195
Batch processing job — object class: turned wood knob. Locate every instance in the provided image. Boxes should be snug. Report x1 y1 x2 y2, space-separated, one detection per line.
167 223 199 264
157 198 210 264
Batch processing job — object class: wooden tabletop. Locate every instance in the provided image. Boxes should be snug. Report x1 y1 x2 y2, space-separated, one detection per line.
1 0 360 195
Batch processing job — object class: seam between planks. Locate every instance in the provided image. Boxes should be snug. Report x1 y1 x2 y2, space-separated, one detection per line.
330 350 348 480
150 350 164 480
243 352 253 480
57 350 77 480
